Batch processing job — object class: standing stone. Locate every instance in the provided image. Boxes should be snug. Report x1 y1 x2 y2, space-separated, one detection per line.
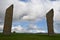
46 9 54 36
3 5 13 35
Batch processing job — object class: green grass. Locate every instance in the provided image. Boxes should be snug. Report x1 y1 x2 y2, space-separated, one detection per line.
0 33 60 40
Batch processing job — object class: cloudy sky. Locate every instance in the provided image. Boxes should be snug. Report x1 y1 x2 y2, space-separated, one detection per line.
0 0 60 33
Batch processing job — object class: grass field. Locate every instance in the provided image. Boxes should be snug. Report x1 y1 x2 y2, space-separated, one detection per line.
0 33 60 40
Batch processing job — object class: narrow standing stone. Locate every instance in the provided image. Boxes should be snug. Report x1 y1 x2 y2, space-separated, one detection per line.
3 5 13 35
46 9 54 36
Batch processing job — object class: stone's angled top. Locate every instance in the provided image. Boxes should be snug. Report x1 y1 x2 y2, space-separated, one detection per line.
6 4 13 10
49 9 54 12
46 9 54 17
9 4 13 8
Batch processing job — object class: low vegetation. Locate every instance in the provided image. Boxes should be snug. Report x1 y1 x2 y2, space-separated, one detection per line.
0 33 60 40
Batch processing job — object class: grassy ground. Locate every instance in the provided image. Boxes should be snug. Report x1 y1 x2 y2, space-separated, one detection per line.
0 33 60 40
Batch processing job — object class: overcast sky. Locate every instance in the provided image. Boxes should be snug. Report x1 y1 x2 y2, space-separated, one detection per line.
0 0 60 33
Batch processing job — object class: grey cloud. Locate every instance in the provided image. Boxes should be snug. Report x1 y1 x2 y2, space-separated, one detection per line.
0 25 3 32
50 0 56 1
0 12 5 25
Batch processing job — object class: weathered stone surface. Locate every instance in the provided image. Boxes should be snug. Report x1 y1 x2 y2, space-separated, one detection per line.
46 9 54 36
3 4 13 35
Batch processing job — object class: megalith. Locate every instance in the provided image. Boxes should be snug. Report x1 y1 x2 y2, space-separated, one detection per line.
3 4 13 35
46 9 54 36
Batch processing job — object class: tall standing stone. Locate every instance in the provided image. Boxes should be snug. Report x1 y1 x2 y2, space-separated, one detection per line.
3 5 13 35
46 9 54 36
